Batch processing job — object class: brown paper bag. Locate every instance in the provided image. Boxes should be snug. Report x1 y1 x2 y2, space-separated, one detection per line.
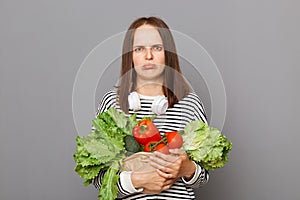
121 152 156 172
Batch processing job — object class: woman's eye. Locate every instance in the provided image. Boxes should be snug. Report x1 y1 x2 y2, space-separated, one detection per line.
134 47 143 52
153 45 163 51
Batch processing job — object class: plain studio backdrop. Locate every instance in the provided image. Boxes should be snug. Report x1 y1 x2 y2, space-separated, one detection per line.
1 1 299 200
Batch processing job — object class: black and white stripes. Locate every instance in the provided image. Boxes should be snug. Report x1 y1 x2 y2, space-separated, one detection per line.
93 90 209 200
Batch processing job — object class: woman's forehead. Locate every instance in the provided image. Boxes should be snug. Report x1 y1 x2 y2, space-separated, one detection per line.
133 25 163 46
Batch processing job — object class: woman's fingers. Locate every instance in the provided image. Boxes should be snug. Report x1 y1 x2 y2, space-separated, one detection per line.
150 156 183 180
150 154 180 174
150 154 172 167
148 149 194 180
162 178 178 190
150 160 168 171
134 170 167 194
169 148 185 156
153 151 178 162
156 168 175 179
151 151 181 168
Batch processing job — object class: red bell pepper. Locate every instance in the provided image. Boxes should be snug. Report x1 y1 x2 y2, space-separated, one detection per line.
132 119 162 146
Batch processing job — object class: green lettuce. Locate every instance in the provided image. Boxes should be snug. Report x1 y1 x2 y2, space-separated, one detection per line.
182 120 232 170
73 107 137 200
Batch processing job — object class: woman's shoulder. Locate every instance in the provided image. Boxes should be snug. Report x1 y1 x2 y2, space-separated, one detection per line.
181 92 207 113
177 92 206 112
181 92 204 104
101 89 118 100
96 89 118 115
183 92 207 123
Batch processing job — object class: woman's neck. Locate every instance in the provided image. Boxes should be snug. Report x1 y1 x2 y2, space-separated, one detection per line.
135 78 164 96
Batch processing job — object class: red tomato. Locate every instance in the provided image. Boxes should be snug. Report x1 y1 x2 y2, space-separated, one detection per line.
144 141 156 152
165 132 183 149
154 143 170 154
132 119 162 146
144 142 170 154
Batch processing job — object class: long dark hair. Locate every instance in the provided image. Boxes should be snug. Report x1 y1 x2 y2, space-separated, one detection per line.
117 16 191 113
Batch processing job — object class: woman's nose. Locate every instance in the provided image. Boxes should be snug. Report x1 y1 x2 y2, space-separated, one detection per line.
145 48 153 60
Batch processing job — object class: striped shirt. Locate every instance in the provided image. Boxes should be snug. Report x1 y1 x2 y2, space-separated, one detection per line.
92 90 209 200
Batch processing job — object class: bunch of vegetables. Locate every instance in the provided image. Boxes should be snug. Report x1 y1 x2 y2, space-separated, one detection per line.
132 119 184 154
73 107 232 200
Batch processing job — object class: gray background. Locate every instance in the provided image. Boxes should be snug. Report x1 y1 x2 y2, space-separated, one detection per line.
1 0 299 200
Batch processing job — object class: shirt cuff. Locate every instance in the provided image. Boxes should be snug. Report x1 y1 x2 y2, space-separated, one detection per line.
181 161 201 185
119 171 144 193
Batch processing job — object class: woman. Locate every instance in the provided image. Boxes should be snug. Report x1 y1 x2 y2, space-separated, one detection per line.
93 16 209 199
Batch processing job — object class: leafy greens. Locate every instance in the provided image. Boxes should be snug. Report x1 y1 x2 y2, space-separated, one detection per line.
73 107 137 200
182 120 232 170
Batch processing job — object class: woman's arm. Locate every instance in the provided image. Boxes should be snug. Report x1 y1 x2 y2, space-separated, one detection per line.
185 93 210 187
92 168 180 197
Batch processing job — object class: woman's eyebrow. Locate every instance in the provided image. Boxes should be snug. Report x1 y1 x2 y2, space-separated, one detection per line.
133 43 163 47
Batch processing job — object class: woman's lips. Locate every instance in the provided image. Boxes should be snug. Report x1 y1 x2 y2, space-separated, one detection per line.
143 64 156 69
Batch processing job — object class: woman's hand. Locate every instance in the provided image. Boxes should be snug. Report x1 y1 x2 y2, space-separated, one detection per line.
149 149 196 180
131 170 177 194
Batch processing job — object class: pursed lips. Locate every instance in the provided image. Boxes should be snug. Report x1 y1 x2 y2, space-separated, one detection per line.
143 64 156 69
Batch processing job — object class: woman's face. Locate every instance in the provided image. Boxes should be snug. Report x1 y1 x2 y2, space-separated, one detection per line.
132 24 165 82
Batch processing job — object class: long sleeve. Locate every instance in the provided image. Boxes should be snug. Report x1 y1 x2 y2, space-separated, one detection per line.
181 162 209 188
180 93 209 188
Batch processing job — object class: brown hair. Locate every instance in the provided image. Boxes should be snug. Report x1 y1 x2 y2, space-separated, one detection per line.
117 16 191 113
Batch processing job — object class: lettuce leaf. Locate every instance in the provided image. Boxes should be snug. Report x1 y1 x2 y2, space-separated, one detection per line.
99 162 120 200
73 107 137 200
182 120 232 170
